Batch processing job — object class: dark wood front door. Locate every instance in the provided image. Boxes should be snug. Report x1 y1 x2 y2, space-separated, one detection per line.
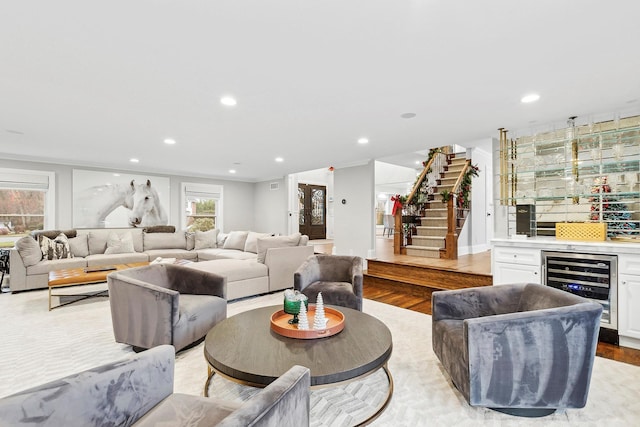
298 184 326 240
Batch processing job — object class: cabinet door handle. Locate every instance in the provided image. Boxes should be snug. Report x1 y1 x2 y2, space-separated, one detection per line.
534 271 538 275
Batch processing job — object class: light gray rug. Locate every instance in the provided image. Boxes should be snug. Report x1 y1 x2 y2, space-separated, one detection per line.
1 284 639 426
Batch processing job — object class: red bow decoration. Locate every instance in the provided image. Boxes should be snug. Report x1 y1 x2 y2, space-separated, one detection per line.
391 194 403 216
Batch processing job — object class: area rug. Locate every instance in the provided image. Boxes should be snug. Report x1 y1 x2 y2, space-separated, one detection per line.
1 285 639 426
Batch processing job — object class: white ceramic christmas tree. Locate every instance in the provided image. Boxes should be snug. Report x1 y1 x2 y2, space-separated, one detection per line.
313 292 328 330
297 301 309 330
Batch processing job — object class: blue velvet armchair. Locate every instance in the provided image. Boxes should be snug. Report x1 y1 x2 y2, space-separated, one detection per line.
0 345 311 426
432 283 603 416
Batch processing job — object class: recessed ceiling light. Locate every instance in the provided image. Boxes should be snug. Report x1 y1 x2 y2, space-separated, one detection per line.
113 173 120 177
415 161 421 165
357 138 369 144
163 138 176 145
521 93 540 103
229 169 236 174
130 158 139 163
401 113 417 119
220 96 237 106
275 157 284 162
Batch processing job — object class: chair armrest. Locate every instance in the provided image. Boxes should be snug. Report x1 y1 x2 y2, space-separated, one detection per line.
432 283 527 321
217 365 310 427
164 264 226 300
0 345 175 427
294 256 320 292
108 273 180 348
350 262 363 298
465 302 603 408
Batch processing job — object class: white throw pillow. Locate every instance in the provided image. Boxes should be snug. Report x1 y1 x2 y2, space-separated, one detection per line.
244 232 272 253
104 232 135 254
194 229 219 250
256 233 302 263
223 231 249 251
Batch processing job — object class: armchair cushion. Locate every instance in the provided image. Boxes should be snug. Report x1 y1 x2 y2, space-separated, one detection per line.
294 255 363 311
108 264 227 351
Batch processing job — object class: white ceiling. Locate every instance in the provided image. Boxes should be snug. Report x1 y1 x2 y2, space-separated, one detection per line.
2 1 640 182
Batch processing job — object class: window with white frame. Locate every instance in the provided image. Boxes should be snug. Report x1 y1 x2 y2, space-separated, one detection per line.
181 183 222 232
0 168 56 240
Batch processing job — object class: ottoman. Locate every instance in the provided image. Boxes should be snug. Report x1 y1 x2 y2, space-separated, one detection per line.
186 259 269 300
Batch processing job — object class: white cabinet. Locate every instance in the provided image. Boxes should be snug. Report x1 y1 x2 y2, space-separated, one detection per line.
492 246 541 285
619 275 640 341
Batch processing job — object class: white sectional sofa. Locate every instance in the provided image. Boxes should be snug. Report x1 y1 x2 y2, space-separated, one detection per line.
9 227 313 300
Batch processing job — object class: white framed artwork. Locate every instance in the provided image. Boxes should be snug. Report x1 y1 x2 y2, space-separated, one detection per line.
73 169 170 228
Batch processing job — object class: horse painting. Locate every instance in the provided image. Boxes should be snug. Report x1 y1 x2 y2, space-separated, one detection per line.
73 178 169 228
128 179 168 227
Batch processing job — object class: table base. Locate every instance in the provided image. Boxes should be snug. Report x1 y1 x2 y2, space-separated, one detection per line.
204 364 393 426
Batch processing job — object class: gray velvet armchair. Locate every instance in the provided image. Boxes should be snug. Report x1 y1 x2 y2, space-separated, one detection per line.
107 263 227 352
0 345 311 427
294 254 363 311
432 283 602 416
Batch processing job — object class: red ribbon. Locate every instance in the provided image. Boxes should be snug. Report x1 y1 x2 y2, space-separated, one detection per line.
391 194 403 216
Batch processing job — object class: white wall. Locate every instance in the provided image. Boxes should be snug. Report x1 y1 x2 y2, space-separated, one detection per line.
333 161 375 259
456 141 493 255
0 158 256 231
253 178 288 234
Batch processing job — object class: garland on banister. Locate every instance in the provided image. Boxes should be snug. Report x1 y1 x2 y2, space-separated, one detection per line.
441 164 480 209
407 148 442 206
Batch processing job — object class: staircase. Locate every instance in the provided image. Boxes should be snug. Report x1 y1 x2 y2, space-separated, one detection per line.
405 155 468 258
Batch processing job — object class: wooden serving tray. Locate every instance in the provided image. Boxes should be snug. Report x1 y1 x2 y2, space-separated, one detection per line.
270 305 345 339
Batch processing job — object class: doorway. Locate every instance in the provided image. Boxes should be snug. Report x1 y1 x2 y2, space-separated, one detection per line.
298 183 326 240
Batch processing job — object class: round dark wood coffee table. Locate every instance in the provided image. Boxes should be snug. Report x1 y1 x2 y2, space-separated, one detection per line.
204 305 393 422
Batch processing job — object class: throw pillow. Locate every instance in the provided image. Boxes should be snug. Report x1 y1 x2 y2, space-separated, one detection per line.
185 232 195 250
194 229 219 250
256 233 302 263
244 232 272 254
15 236 42 266
68 235 89 258
217 232 228 247
104 232 135 254
40 233 73 260
223 231 249 251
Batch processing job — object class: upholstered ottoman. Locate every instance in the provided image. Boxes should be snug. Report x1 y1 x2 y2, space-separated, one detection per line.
185 259 269 300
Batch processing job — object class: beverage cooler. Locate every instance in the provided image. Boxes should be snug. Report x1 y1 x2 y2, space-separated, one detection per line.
541 251 617 332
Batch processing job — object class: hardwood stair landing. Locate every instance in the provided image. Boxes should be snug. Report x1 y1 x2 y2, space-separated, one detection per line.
364 259 493 306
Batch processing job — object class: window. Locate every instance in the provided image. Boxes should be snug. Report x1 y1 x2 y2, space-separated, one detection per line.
181 183 222 232
0 169 55 243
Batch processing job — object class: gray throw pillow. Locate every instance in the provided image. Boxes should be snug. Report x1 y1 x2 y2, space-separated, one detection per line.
194 229 219 250
15 236 42 266
223 231 249 251
256 233 302 263
185 232 195 250
68 235 89 258
104 231 135 254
